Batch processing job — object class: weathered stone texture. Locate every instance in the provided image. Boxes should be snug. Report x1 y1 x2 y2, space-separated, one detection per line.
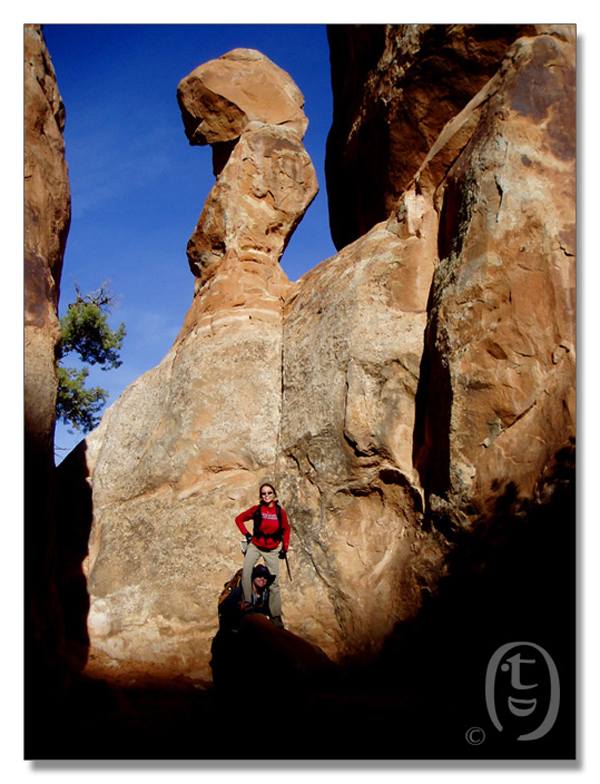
325 23 574 250
414 33 576 524
183 124 317 293
277 193 438 654
24 23 70 446
177 48 309 166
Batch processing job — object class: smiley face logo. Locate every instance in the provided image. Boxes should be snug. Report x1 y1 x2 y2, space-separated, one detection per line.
485 642 560 741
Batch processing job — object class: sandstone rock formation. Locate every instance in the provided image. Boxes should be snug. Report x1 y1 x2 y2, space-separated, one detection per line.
177 48 308 166
319 26 576 661
326 24 574 250
276 194 438 655
24 22 71 735
414 32 576 527
58 49 318 681
24 22 70 478
56 26 575 698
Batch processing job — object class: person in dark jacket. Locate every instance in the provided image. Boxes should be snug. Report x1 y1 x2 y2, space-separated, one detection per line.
218 564 275 630
235 482 290 628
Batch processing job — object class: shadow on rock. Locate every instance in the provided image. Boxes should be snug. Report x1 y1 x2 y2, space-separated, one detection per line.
211 612 340 694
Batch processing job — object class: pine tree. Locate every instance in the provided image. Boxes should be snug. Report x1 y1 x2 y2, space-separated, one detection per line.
56 281 126 433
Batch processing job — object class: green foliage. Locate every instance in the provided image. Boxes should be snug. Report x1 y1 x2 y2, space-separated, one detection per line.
56 281 126 434
58 302 126 369
56 366 108 433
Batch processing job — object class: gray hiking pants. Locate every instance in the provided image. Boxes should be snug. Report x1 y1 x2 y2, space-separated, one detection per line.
241 542 282 618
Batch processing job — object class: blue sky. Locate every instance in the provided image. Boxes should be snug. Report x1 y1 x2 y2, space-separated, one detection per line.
42 24 338 460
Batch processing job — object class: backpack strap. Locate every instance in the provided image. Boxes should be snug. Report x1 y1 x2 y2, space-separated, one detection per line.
218 568 243 607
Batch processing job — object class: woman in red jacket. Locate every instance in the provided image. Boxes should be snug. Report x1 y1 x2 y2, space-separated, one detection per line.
235 482 290 628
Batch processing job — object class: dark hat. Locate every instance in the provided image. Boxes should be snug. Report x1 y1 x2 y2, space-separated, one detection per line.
252 564 275 584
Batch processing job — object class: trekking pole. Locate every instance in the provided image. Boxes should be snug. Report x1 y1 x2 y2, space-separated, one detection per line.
283 550 292 581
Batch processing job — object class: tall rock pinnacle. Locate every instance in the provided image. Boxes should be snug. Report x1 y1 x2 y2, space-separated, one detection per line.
175 49 318 336
57 49 319 682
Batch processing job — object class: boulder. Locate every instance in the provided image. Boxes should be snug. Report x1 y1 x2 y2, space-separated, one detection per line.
177 47 309 171
210 612 338 693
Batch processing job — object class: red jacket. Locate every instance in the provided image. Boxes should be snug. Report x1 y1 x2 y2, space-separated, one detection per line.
235 504 290 552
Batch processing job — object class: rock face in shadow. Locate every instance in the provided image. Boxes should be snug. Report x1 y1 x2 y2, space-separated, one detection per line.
24 23 71 732
325 24 571 250
210 612 338 694
56 24 575 720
